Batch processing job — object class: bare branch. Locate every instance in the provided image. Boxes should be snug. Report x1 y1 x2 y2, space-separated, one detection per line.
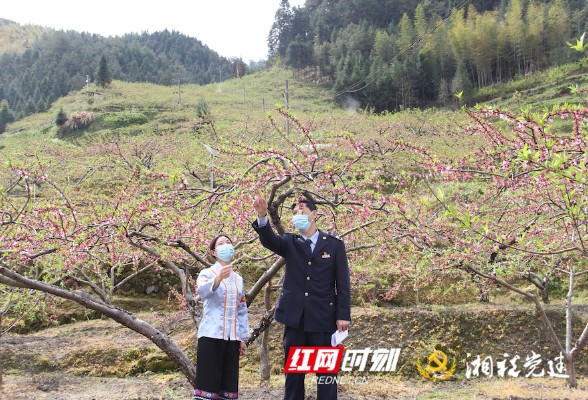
244 306 275 346
113 262 156 293
22 248 58 259
341 220 376 238
246 257 286 305
467 265 567 356
347 244 377 252
571 323 588 359
167 239 211 269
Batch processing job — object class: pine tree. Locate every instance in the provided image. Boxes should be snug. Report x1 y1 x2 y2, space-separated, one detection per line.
55 107 67 126
438 78 450 106
0 100 15 134
195 97 210 119
374 31 394 61
24 99 36 117
268 0 293 59
451 60 473 103
95 54 112 88
33 87 41 104
45 94 54 109
36 98 46 113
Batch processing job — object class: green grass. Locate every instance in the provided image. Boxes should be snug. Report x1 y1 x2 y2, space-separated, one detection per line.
3 66 334 133
473 58 588 110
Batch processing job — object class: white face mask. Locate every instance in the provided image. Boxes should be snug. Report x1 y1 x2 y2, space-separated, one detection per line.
216 243 235 262
293 214 312 232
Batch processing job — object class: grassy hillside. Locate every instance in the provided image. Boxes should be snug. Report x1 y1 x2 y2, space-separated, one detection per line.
1 66 335 140
474 57 588 109
4 58 588 141
0 23 233 128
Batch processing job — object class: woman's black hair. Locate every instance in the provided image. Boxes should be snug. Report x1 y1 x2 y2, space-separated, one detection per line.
209 234 233 251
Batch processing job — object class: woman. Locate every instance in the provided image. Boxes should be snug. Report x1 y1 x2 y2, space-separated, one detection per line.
194 234 250 400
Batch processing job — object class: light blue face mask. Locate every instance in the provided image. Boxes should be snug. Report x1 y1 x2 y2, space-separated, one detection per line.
293 214 312 232
216 243 235 262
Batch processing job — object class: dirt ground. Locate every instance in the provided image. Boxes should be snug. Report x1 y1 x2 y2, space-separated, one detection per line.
2 372 588 400
1 303 587 400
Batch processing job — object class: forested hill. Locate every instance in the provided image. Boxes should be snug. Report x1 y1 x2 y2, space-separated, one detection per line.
268 0 588 111
0 19 232 121
0 19 52 56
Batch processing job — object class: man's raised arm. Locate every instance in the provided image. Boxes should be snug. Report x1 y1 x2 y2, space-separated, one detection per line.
252 189 287 257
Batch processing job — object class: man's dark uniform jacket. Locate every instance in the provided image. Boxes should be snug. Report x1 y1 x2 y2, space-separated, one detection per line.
252 220 351 332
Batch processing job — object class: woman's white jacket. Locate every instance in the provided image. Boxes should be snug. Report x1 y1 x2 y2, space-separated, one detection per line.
196 262 250 341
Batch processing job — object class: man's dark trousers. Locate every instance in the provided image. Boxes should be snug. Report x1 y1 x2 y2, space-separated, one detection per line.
283 313 337 400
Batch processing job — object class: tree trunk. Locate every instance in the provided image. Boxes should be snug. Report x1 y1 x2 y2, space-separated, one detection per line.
565 358 577 388
540 280 549 304
259 330 271 381
0 321 3 384
566 272 574 355
259 279 272 381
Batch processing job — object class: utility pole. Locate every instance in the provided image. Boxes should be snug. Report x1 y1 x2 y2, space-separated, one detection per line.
178 73 181 107
219 65 222 83
262 98 265 112
235 60 246 102
203 145 219 191
284 80 289 137
85 75 90 107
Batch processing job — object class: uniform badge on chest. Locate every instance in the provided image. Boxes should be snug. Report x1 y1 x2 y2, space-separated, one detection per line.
322 252 331 258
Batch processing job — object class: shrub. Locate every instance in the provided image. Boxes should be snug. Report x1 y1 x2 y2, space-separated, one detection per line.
55 107 67 126
195 97 210 119
63 111 95 130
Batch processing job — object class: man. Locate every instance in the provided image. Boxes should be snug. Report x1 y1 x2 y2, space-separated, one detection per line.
252 190 351 400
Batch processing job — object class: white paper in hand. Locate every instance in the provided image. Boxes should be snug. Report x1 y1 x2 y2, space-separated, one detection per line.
331 329 348 346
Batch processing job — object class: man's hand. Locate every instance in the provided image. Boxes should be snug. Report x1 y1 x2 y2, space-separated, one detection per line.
253 189 268 218
336 319 350 332
239 341 247 356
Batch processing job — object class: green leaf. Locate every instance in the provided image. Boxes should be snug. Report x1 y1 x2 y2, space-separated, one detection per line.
437 188 444 201
567 33 588 53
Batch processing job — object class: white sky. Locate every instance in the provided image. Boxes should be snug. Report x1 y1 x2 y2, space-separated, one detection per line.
1 0 306 62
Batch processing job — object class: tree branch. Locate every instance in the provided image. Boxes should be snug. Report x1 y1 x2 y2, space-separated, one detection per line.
167 239 211 269
22 248 59 259
113 262 156 293
466 265 567 357
0 266 197 386
246 257 286 306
